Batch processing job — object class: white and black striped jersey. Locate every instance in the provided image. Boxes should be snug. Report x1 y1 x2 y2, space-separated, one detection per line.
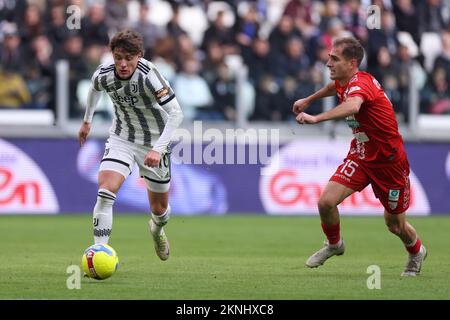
86 58 183 151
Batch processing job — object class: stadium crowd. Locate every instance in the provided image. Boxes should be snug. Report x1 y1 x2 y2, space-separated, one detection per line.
1 0 450 122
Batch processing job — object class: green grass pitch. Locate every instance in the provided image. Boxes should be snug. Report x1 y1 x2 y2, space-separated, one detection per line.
0 215 449 300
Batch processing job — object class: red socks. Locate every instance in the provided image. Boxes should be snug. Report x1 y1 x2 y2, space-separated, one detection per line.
321 223 340 245
405 238 422 254
321 222 421 254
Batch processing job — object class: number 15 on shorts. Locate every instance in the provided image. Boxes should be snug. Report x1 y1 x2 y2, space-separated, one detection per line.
340 159 359 177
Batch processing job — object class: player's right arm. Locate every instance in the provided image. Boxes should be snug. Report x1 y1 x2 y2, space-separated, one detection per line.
78 67 104 147
292 82 336 115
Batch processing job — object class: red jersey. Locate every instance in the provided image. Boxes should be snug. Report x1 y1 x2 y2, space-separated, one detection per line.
335 71 406 166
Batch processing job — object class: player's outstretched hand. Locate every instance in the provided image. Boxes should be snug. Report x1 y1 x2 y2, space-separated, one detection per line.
78 122 91 147
144 150 161 167
293 98 310 115
296 112 318 125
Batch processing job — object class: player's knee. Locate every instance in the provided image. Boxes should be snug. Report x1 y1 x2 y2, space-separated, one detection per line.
318 195 337 212
98 184 120 195
386 221 403 236
98 171 125 194
151 202 168 215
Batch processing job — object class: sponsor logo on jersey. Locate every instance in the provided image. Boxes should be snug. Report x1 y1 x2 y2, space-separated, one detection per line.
347 86 361 95
130 82 138 93
345 115 360 128
155 88 169 99
111 92 139 106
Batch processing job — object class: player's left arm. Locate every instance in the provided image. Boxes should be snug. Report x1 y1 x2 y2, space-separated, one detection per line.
296 96 363 124
142 64 184 167
144 97 183 167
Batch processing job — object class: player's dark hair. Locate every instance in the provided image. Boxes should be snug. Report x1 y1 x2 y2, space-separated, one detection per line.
109 29 144 56
333 37 365 66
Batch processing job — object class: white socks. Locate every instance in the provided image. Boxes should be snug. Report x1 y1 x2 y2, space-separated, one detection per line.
151 205 171 235
93 188 116 244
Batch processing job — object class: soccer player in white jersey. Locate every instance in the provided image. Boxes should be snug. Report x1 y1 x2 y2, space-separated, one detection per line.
78 30 183 261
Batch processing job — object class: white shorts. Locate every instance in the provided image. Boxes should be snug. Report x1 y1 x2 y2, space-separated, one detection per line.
99 135 171 193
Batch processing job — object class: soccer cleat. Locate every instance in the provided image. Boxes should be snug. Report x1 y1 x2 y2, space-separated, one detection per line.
401 245 427 277
306 240 345 268
149 219 170 261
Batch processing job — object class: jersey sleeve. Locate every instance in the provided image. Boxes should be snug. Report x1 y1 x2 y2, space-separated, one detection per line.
345 76 375 103
151 97 184 154
91 62 116 91
144 65 175 106
82 64 107 122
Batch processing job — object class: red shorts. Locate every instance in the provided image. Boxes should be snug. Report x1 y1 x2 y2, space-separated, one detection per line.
330 157 410 214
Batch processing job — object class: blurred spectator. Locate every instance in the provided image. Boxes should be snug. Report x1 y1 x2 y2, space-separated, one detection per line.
130 3 167 60
244 37 273 86
80 2 110 48
172 56 215 121
233 3 260 58
46 4 71 58
104 0 129 32
318 0 340 33
0 0 448 123
393 0 421 45
167 0 206 8
417 0 448 34
201 40 226 85
433 30 450 85
275 76 301 120
210 63 236 121
0 64 31 108
250 75 280 121
371 0 394 11
0 22 25 75
318 17 353 52
340 0 368 43
0 0 27 24
367 10 400 68
283 0 313 23
166 4 188 40
152 36 178 82
58 32 88 118
202 10 237 55
84 43 105 75
283 0 315 37
176 33 201 70
25 35 55 110
19 3 45 49
271 36 310 82
369 46 402 108
421 67 450 114
396 43 427 121
308 43 331 113
268 15 302 56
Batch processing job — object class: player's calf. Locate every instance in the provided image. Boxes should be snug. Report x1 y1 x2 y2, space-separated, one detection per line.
93 188 116 244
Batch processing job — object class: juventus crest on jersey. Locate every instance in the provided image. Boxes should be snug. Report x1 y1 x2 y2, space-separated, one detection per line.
91 58 176 148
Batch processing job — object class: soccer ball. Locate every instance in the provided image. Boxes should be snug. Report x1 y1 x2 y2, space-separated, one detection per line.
81 244 119 280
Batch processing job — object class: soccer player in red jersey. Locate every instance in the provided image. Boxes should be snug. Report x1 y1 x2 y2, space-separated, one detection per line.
293 37 426 276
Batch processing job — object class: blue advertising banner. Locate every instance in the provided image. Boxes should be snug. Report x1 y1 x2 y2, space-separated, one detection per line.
1 138 449 215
